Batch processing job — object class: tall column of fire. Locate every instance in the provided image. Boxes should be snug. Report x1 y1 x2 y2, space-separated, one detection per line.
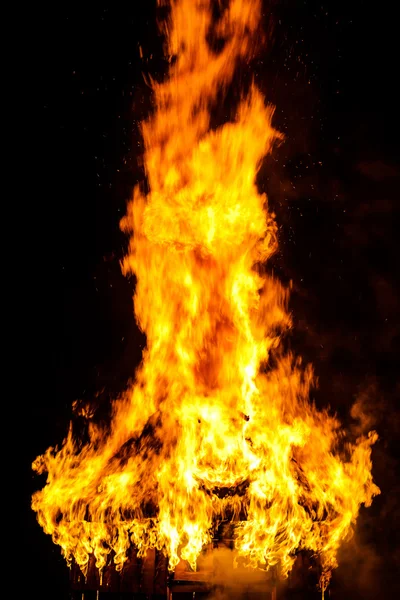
32 0 379 592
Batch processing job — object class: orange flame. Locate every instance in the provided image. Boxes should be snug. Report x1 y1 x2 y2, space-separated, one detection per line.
32 0 379 589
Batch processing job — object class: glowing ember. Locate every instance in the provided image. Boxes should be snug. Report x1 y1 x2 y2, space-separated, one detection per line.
32 0 379 592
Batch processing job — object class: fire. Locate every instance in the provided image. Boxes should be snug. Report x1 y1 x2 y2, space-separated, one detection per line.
32 0 379 591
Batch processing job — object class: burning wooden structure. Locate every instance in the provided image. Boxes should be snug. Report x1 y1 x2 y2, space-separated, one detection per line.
69 530 326 599
69 551 328 599
70 542 278 599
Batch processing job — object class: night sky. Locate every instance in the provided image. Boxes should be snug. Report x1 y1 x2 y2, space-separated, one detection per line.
24 1 399 598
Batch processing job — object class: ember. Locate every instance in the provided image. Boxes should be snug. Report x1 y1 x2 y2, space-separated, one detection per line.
32 0 380 596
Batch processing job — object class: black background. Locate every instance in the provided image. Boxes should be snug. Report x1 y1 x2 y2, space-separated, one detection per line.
23 1 399 598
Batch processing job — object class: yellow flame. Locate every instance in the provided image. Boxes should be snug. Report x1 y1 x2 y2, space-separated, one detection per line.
32 0 379 588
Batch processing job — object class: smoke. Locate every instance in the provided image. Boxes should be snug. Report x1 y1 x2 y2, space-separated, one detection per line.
335 380 400 599
350 380 384 438
195 546 277 600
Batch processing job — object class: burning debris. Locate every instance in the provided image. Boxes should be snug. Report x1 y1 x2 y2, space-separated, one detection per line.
32 0 379 596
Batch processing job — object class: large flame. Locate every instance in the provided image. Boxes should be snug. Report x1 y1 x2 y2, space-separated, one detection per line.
32 0 379 589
